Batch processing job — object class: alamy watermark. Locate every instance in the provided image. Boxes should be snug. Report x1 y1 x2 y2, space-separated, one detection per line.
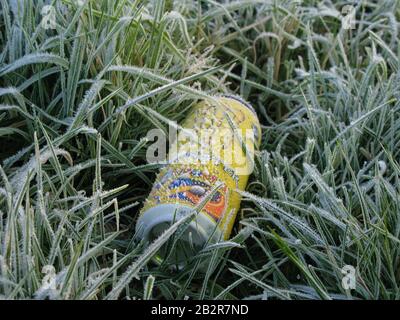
341 265 356 290
40 1 85 30
40 5 57 30
341 5 357 30
145 125 257 176
40 2 357 31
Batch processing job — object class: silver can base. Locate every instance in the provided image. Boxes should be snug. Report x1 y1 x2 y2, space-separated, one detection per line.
135 203 222 267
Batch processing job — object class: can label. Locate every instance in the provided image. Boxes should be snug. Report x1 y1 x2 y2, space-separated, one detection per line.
140 96 261 240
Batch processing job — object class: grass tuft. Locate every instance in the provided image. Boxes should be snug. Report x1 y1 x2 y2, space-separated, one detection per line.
1 0 400 300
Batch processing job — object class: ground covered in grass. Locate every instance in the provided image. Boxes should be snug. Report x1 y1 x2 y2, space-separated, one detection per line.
1 0 400 300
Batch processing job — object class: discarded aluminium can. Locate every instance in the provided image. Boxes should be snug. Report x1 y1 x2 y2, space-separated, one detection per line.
135 95 261 264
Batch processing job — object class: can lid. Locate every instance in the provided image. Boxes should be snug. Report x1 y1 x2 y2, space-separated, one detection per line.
219 94 257 115
136 203 222 268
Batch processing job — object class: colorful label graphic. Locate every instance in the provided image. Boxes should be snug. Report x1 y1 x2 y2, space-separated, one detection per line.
140 96 261 240
148 166 228 222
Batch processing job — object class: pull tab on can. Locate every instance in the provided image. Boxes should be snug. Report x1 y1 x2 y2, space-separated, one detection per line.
136 95 261 266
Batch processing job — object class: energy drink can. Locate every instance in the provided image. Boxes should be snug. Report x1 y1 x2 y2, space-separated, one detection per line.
136 95 261 264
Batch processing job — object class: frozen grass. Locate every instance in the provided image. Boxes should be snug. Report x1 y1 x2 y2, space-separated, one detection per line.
1 0 400 300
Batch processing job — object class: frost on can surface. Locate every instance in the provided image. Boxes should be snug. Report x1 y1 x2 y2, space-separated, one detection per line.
136 96 261 264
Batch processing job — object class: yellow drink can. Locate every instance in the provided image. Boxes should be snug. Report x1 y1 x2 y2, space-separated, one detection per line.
136 95 261 264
